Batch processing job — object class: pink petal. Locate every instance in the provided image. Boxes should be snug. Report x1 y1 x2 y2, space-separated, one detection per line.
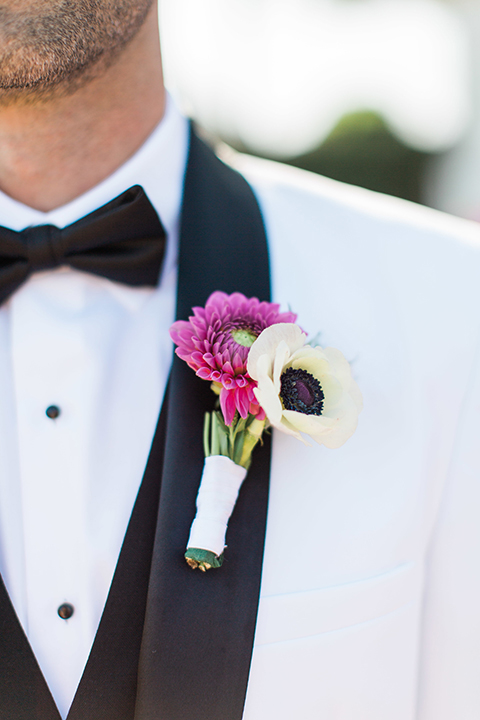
192 306 206 320
190 351 205 366
222 375 236 390
232 352 244 372
196 367 213 380
222 360 234 375
175 347 195 363
235 387 250 418
250 404 266 421
202 353 218 369
220 388 237 426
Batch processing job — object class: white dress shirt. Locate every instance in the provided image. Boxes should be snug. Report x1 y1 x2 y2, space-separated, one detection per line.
0 96 189 718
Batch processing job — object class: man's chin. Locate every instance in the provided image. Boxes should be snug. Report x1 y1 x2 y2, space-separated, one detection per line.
0 54 119 107
0 0 155 107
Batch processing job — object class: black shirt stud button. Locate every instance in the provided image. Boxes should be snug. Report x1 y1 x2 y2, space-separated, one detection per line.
46 405 61 420
58 603 74 620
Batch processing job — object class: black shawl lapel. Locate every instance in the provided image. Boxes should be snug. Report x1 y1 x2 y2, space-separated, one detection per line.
0 576 61 720
135 129 272 720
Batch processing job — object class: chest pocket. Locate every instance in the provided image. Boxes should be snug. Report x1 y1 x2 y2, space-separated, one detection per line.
254 561 421 646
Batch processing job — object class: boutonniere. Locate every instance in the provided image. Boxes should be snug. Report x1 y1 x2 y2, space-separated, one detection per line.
170 291 362 571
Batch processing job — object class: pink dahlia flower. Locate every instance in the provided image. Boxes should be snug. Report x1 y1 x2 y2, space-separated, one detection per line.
170 291 297 425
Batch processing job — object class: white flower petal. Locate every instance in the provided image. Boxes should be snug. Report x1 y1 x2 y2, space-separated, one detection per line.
248 323 305 379
321 384 354 420
319 374 344 412
321 349 363 415
289 345 328 363
255 387 283 426
273 341 291 391
279 416 310 445
255 352 273 383
323 347 353 386
289 354 331 379
254 357 283 425
283 409 335 433
311 394 359 449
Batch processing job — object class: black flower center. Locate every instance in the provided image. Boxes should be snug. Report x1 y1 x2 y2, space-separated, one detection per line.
280 367 324 416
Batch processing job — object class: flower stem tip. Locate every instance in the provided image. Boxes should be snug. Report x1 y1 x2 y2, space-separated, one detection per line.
185 548 224 571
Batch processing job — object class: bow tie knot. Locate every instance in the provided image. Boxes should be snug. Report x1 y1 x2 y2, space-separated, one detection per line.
0 185 166 305
22 225 65 273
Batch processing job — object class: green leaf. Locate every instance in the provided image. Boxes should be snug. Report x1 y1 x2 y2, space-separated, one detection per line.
233 432 245 465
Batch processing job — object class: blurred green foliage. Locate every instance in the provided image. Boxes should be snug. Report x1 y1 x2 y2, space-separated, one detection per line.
286 111 431 204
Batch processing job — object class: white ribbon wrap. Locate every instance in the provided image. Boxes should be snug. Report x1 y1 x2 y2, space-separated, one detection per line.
186 455 248 556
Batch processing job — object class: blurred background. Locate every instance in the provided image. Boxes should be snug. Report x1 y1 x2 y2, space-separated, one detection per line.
159 0 480 221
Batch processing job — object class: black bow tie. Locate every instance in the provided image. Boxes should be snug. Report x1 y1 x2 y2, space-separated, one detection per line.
0 185 166 305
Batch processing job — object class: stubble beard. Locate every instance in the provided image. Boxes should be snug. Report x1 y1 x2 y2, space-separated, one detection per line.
0 0 155 105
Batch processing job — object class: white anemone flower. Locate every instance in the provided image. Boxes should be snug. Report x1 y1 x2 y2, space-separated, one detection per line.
247 323 363 449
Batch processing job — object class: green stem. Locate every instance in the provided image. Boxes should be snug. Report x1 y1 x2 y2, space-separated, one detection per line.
211 412 219 456
203 410 266 468
203 412 211 457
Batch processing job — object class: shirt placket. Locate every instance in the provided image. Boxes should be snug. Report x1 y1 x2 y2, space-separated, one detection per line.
10 272 96 711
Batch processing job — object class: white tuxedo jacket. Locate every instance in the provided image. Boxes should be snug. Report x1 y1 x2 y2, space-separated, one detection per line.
230 153 480 719
0 128 477 720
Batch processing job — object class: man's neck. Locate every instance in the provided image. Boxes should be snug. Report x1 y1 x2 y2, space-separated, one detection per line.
0 5 166 213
